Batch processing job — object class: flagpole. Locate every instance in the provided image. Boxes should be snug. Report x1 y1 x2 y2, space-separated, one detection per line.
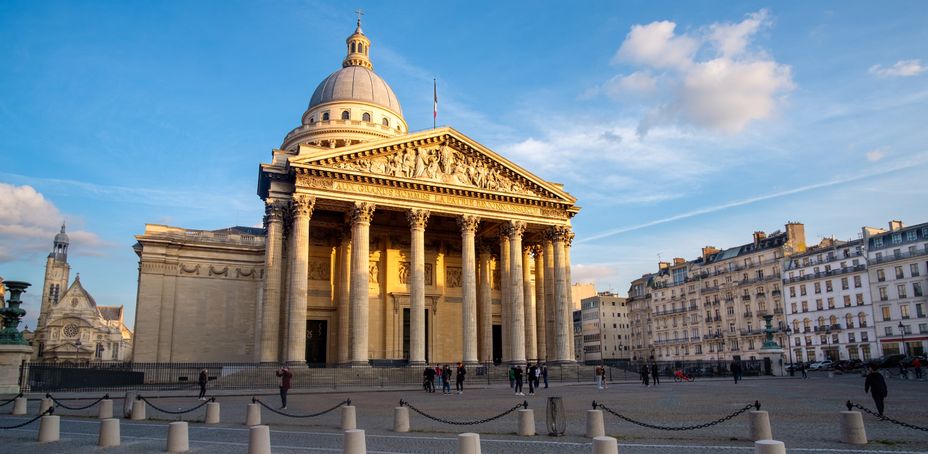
433 78 437 129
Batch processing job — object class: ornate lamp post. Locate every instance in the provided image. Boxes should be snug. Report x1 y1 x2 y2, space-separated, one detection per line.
898 321 907 356
0 281 30 345
784 326 795 376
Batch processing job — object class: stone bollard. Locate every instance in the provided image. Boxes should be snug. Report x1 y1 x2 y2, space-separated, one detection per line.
245 403 261 426
592 436 618 454
586 409 605 438
344 429 367 454
12 397 27 415
98 418 121 447
131 399 146 420
39 398 53 415
393 406 409 433
248 425 271 454
166 421 190 453
205 401 221 424
341 405 357 430
37 415 60 443
518 409 535 436
98 399 113 419
457 432 481 454
749 410 772 441
840 411 868 445
754 439 786 454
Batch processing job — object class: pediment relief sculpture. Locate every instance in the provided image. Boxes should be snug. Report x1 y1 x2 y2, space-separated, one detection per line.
328 142 541 197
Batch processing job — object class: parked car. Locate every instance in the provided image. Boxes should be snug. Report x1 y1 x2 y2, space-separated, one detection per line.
785 362 804 372
872 354 906 369
834 359 864 371
902 355 926 368
808 360 833 370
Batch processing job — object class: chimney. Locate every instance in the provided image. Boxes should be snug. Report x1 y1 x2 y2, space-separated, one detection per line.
673 257 685 266
785 222 807 254
702 246 719 261
753 231 766 245
657 261 670 271
888 220 904 231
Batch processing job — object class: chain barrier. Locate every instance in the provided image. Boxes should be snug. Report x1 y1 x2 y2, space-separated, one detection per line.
593 400 760 431
0 393 23 407
46 393 110 411
399 399 528 426
251 397 350 418
0 406 54 430
137 395 214 415
845 401 928 432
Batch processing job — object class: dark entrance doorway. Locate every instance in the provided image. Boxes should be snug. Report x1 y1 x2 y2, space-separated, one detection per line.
492 324 502 364
305 320 327 366
402 308 429 362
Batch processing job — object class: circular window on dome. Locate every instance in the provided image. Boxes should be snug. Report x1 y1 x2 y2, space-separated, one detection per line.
63 324 79 338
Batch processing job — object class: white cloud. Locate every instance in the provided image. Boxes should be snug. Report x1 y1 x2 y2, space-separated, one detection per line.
604 72 657 100
0 183 108 262
866 147 888 162
869 59 926 78
611 10 793 136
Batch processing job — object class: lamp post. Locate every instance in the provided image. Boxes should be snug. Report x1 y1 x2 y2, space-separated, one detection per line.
898 321 907 357
785 326 795 376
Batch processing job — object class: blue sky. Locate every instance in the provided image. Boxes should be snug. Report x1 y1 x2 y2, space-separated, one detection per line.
2 1 926 330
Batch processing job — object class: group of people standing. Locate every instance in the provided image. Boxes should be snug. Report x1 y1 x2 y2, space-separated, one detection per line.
423 363 467 394
509 363 547 396
638 363 661 387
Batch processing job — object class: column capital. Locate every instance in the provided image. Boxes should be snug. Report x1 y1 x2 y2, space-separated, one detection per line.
350 202 376 225
457 215 480 234
477 239 493 255
507 221 526 239
290 194 316 218
406 209 430 230
531 244 544 256
545 225 571 242
565 232 576 248
263 200 287 226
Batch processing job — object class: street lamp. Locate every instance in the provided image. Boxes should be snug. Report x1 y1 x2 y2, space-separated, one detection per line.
898 321 907 356
785 326 795 376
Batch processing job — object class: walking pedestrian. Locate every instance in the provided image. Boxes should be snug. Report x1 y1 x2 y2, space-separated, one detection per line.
731 360 743 384
455 362 466 394
442 365 452 394
651 363 660 385
198 368 208 400
435 365 443 390
514 365 525 396
640 364 650 387
800 363 808 379
275 366 292 409
864 365 888 416
423 365 436 393
913 357 923 380
595 364 604 389
898 363 909 380
541 363 549 388
528 363 537 395
509 365 516 389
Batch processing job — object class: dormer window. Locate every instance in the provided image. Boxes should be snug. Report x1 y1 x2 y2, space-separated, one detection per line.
341 111 350 120
362 112 371 122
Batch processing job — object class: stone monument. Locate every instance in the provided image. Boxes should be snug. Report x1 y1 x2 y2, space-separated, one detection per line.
0 280 33 394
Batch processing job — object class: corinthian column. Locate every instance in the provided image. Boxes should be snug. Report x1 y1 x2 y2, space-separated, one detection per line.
259 200 286 363
552 226 574 363
285 194 314 364
478 242 492 363
459 215 480 365
522 245 537 362
407 209 429 366
349 202 375 367
508 221 527 365
565 231 576 360
533 246 546 362
499 229 511 363
543 236 555 360
336 222 351 365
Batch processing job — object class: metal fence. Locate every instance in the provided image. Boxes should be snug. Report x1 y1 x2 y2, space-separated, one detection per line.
21 359 767 393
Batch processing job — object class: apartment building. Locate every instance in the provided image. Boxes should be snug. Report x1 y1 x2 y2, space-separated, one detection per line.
782 238 878 363
627 274 655 361
577 293 631 363
864 220 928 357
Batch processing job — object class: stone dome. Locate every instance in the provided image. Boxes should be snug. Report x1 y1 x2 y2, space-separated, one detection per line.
308 66 403 118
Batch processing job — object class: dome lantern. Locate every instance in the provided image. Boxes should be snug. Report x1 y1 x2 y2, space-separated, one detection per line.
343 12 373 70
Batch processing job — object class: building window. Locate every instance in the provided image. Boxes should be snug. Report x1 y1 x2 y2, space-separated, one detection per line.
874 238 883 248
878 287 888 301
841 277 849 290
322 112 330 121
901 305 910 319
843 295 851 307
897 284 907 299
341 111 350 120
885 326 893 336
362 112 371 122
858 313 868 327
801 301 809 312
892 233 902 245
854 276 862 288
861 331 868 342
856 293 864 305
876 269 885 282
916 303 925 318
907 230 917 241
382 118 390 127
790 286 796 297
800 285 807 296
827 297 835 309
895 266 904 279
816 299 824 311
881 306 892 321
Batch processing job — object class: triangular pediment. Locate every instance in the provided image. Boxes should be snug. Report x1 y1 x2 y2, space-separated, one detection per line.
289 127 576 205
58 277 97 310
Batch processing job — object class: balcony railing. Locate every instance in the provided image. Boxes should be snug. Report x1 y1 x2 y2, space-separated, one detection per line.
870 247 928 264
784 265 867 284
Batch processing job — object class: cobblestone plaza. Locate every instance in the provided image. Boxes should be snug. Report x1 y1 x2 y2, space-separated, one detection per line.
0 373 925 453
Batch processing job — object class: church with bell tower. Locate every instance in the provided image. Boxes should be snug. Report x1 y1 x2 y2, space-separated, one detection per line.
132 16 581 366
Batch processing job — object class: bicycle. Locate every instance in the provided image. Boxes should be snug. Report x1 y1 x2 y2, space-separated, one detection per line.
673 372 695 382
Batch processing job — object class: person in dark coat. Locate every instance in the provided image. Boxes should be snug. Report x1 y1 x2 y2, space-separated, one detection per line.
198 369 209 400
864 365 888 416
513 365 524 396
423 365 436 393
455 362 467 394
650 363 660 385
442 365 452 394
275 367 292 409
731 360 743 384
541 363 549 388
640 364 650 387
527 363 538 395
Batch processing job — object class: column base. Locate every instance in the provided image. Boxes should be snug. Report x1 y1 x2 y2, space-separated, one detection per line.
508 360 528 366
463 360 479 366
407 361 426 367
548 360 576 365
285 361 306 367
349 361 371 368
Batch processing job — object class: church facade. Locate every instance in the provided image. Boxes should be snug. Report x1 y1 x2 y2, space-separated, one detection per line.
132 20 580 366
28 225 134 362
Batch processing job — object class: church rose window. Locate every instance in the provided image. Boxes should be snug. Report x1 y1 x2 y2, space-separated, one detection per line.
63 324 79 337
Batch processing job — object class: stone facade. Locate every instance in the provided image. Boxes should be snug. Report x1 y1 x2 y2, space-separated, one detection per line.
577 293 631 363
132 20 579 365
